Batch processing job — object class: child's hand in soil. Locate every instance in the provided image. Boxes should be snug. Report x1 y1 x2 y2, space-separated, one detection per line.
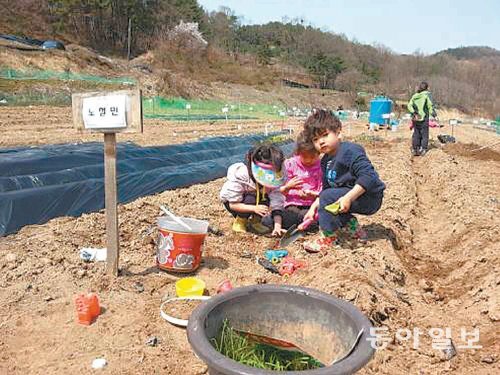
254 205 269 216
272 226 287 236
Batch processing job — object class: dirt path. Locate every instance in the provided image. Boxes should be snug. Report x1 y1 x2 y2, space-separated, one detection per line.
0 117 499 374
373 139 499 373
400 143 500 369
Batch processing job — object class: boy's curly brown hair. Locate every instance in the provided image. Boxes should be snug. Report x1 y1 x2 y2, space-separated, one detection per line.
303 108 342 142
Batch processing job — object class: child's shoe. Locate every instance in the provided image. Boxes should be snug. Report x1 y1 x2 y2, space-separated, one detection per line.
248 216 271 235
232 217 248 233
304 231 338 254
344 218 368 242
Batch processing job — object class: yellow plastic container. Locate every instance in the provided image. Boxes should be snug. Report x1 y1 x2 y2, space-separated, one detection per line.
176 277 206 297
325 202 341 215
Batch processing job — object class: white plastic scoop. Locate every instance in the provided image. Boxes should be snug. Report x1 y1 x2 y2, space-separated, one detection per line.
160 205 192 231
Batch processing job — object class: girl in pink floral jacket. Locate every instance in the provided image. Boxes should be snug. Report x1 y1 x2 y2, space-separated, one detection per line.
279 133 322 230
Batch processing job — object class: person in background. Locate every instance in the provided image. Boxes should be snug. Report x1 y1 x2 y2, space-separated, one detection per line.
278 132 322 230
408 81 437 156
219 143 286 236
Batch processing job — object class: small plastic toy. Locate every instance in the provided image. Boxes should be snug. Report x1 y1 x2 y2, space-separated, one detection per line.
257 257 280 274
176 277 206 297
216 279 233 294
264 249 288 264
325 202 341 215
278 257 307 277
75 293 100 325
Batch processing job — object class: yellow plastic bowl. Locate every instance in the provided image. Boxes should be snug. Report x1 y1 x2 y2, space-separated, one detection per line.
176 277 206 297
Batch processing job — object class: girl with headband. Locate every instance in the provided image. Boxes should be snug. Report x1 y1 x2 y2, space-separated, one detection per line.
219 143 286 236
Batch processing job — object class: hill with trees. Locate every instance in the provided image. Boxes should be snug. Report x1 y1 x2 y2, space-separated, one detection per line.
0 1 498 116
436 46 500 60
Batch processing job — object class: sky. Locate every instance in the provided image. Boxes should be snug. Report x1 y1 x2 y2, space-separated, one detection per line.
198 0 500 55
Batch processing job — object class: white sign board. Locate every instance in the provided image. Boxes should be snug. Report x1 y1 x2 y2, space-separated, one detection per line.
449 119 458 125
82 94 127 130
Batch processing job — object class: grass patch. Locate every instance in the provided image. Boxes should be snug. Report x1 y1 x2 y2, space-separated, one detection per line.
144 113 257 121
142 96 284 120
0 68 135 85
0 77 132 107
211 319 323 371
258 134 293 145
0 90 71 106
352 134 385 144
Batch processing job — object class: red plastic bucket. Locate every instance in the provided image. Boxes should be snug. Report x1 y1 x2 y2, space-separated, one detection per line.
157 216 209 273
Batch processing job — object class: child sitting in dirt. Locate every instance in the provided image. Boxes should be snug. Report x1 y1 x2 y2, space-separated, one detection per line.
219 143 286 236
278 132 322 230
301 109 385 253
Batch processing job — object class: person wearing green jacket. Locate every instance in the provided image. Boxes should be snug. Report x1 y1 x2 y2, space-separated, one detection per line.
407 81 436 156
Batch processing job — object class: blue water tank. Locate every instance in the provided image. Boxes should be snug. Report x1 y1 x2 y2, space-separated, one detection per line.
369 96 393 125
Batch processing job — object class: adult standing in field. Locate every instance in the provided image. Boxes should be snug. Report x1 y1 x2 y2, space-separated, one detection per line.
408 81 436 156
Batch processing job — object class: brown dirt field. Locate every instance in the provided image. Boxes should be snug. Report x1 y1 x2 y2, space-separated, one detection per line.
0 110 499 374
444 143 500 162
0 105 302 147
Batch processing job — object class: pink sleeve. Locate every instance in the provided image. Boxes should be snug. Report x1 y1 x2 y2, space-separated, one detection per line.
284 157 297 180
310 163 323 194
316 179 323 193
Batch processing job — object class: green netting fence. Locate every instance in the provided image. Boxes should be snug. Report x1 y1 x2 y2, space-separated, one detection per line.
142 96 285 121
0 92 71 106
144 113 257 121
0 68 351 121
0 68 136 85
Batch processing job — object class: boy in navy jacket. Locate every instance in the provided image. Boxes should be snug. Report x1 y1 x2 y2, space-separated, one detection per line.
301 109 385 253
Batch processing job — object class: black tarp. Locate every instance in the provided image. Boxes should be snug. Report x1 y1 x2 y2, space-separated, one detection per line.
0 134 294 235
0 34 44 47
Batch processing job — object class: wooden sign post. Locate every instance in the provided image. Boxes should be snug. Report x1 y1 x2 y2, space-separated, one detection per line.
104 132 119 276
72 90 143 276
